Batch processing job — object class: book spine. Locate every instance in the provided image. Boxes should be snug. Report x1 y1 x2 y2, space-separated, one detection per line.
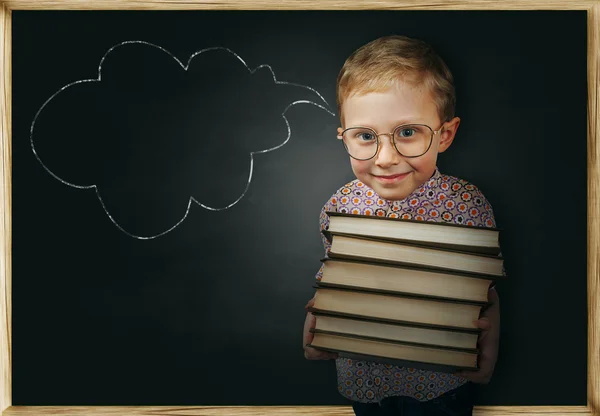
320 256 505 282
308 308 482 335
307 306 481 334
315 281 491 307
327 251 503 278
307 344 479 372
309 328 479 354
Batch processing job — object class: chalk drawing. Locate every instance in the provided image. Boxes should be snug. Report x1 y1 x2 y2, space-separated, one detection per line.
30 41 335 239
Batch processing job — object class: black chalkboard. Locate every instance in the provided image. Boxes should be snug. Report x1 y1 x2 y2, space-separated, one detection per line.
12 10 588 406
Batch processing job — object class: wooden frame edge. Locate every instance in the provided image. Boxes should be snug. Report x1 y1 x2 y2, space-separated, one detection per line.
0 0 599 10
0 405 596 415
0 1 598 415
587 3 600 416
0 0 11 413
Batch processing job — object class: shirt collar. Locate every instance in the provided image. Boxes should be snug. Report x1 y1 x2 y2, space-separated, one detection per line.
423 167 442 191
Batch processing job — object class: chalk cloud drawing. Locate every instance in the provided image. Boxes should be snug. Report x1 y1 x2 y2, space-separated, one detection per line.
30 41 335 239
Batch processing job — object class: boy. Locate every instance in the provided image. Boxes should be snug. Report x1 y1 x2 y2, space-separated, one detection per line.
303 35 501 415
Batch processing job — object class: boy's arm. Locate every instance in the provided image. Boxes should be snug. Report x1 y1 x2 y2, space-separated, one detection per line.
303 296 338 360
303 195 339 360
455 186 501 383
455 287 500 384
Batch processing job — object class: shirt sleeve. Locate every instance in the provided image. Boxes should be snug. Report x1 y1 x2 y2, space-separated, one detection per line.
470 185 506 288
473 188 497 229
314 192 339 281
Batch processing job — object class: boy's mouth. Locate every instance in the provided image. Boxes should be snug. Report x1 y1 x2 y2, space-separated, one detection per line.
373 172 411 183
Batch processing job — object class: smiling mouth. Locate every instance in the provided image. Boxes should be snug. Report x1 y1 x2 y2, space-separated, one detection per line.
375 172 410 180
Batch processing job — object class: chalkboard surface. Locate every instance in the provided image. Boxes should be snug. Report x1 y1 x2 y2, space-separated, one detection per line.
12 10 587 406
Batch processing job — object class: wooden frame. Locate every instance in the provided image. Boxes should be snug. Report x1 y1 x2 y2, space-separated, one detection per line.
0 1 598 415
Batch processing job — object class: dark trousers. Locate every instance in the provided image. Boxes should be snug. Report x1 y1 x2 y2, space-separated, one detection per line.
352 382 474 416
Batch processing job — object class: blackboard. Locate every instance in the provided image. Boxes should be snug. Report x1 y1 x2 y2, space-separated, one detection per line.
2 4 598 415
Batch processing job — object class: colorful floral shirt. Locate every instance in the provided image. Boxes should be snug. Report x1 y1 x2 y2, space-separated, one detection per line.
315 168 498 403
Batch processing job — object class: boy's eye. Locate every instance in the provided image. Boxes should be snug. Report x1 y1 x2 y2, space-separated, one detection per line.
357 132 376 141
396 128 416 138
346 128 377 142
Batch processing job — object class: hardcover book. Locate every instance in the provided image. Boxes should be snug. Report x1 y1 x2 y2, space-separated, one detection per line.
325 211 501 255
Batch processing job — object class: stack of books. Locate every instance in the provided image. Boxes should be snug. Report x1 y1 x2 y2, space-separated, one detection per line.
307 211 504 373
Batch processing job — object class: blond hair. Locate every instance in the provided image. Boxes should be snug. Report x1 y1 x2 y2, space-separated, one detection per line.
336 35 456 123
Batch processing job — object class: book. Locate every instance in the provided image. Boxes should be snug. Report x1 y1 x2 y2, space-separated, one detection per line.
312 286 486 332
310 312 480 351
326 232 504 277
325 211 501 255
308 331 479 371
319 257 496 303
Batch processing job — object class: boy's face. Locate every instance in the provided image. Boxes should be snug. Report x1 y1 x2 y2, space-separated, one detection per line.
339 83 460 201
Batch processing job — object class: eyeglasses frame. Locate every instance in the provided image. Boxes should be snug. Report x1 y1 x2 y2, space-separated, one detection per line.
337 123 446 161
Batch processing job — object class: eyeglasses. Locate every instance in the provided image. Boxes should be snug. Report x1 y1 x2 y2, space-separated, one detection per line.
337 123 444 160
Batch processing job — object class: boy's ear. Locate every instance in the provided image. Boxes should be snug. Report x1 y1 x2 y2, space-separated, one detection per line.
438 117 460 153
337 127 344 137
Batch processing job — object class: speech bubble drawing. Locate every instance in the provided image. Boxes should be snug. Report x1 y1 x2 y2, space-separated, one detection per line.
30 41 335 239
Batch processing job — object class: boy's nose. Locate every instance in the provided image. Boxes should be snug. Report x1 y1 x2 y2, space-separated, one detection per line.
375 134 401 167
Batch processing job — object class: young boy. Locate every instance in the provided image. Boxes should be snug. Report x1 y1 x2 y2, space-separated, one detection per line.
303 35 501 415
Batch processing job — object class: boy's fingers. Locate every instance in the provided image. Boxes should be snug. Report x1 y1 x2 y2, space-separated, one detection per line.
308 312 316 328
455 372 476 383
305 298 316 310
453 370 486 384
304 346 338 360
453 370 476 383
303 315 316 343
454 352 494 384
303 297 336 360
474 317 491 330
305 330 314 344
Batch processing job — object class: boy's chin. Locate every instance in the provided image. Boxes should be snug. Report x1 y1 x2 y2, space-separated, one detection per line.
367 183 414 202
377 191 411 201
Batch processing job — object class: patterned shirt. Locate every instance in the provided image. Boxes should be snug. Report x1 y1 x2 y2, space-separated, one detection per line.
315 168 497 403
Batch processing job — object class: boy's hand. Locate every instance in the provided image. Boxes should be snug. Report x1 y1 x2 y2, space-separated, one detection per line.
303 297 338 360
454 287 500 384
